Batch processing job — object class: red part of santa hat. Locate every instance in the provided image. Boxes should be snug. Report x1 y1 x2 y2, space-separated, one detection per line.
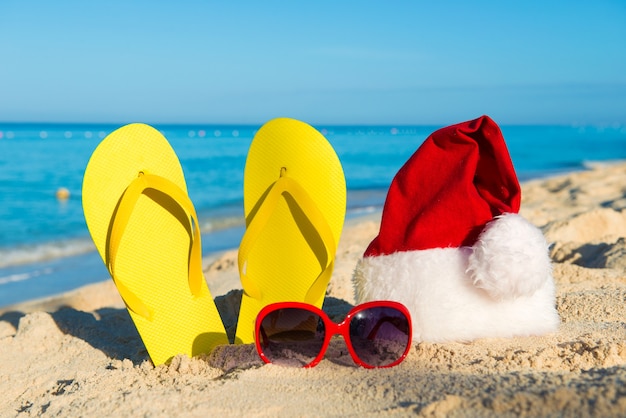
365 115 521 257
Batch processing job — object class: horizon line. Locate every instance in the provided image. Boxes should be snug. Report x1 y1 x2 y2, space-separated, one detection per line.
1 120 624 128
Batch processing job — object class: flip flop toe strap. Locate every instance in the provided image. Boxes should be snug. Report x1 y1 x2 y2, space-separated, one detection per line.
238 176 337 302
107 172 204 321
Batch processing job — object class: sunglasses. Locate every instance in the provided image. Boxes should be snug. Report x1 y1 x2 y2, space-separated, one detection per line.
254 301 412 368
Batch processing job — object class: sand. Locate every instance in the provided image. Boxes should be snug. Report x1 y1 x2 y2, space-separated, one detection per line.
2 163 626 417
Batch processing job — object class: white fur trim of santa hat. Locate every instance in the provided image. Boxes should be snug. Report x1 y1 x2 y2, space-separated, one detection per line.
353 213 560 342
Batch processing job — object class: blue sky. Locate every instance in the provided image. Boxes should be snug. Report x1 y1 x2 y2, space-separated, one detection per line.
1 1 625 125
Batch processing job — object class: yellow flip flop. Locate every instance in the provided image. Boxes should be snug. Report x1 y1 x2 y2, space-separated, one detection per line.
82 123 229 365
235 118 347 344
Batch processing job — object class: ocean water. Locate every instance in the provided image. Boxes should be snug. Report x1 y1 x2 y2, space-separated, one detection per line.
1 121 625 308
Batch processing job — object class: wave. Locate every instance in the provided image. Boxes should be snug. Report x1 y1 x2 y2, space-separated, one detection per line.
0 238 96 269
199 215 245 232
349 205 381 215
582 159 626 170
0 196 385 270
0 215 247 269
0 267 54 285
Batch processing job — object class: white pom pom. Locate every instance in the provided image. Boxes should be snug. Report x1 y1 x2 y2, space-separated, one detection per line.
468 213 552 299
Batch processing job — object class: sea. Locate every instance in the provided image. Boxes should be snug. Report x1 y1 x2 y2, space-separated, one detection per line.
1 121 626 308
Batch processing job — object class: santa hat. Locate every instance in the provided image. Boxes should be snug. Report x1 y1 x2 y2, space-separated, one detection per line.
353 116 559 342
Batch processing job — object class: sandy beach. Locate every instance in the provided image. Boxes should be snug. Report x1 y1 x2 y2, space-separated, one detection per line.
2 162 626 417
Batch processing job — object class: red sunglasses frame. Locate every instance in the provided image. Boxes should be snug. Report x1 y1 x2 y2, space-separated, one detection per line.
254 300 412 369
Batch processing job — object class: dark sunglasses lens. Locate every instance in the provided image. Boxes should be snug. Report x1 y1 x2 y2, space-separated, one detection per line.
349 306 410 367
258 308 325 367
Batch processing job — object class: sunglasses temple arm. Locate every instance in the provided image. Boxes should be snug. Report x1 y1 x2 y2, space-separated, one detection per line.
258 325 269 348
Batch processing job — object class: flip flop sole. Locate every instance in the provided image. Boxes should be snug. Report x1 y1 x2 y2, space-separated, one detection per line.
82 123 228 365
235 118 346 344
